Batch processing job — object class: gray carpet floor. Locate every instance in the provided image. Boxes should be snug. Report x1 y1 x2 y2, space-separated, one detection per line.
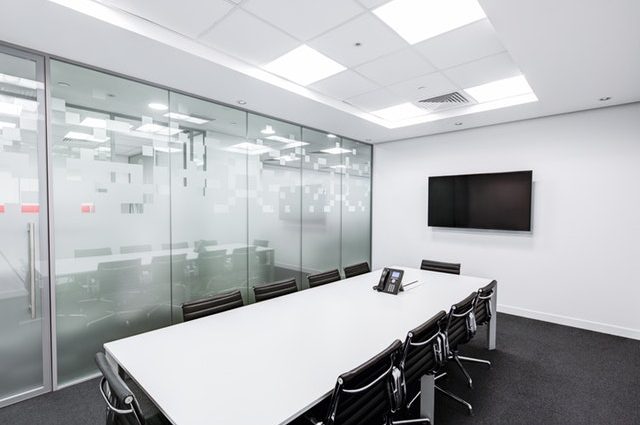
1 313 638 425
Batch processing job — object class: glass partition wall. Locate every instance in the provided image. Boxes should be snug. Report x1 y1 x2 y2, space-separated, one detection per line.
17 57 372 388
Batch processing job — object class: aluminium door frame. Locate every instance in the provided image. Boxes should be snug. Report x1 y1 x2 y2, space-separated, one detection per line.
0 44 54 408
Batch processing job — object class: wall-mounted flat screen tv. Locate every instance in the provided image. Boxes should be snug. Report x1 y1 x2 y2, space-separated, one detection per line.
428 171 533 231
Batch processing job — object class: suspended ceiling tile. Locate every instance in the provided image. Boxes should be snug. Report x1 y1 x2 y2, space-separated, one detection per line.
386 72 459 102
346 87 406 111
442 51 522 88
354 48 435 87
415 19 506 70
241 0 364 41
199 8 299 65
310 70 379 100
308 14 407 67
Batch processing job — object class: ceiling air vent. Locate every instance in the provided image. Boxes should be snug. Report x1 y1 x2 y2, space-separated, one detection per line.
416 91 471 113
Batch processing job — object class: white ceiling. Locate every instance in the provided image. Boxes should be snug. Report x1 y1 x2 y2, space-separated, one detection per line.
1 0 639 143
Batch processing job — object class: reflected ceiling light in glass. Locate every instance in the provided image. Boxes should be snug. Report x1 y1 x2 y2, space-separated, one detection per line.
464 75 535 103
80 117 107 128
263 45 346 86
266 135 309 147
0 72 43 90
227 142 272 155
148 102 168 111
136 123 182 136
327 133 338 139
0 101 22 116
64 131 110 143
0 121 16 129
321 143 351 155
274 154 300 162
261 125 276 135
371 102 426 122
164 112 209 125
373 0 486 44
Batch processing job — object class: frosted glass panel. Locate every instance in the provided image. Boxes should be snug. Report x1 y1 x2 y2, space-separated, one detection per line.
341 139 372 269
50 61 172 384
247 114 301 299
168 92 249 310
0 49 47 401
301 129 342 287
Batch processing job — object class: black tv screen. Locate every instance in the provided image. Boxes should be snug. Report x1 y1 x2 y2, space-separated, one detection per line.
428 171 532 231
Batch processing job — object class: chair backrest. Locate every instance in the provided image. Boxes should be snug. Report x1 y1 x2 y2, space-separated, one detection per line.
161 242 188 250
444 292 478 352
194 240 217 252
253 277 297 302
182 290 244 322
95 352 145 425
119 245 152 254
400 311 447 391
323 340 402 425
308 269 341 288
474 280 497 326
420 259 461 275
75 247 112 258
253 239 269 247
343 262 371 279
231 246 257 271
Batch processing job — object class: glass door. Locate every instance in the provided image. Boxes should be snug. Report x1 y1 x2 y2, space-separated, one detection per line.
0 46 51 406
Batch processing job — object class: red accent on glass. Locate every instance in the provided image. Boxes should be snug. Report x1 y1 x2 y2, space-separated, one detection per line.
0 204 4 213
21 203 39 213
80 203 95 213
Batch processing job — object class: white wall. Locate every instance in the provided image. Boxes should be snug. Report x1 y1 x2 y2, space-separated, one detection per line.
373 103 640 340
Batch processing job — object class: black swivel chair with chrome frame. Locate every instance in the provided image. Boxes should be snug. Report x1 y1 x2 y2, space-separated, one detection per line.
443 293 479 392
301 340 429 425
420 259 461 275
455 280 498 369
95 352 170 425
181 289 244 322
253 277 298 302
343 262 370 279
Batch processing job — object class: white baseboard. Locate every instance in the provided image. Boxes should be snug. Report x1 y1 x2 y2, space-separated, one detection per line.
497 304 640 341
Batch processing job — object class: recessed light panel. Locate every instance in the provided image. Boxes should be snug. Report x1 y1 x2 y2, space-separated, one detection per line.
136 123 182 136
148 102 168 111
464 75 535 103
80 117 107 128
64 131 109 143
263 45 346 86
266 135 309 147
164 112 209 125
321 146 351 155
371 102 426 122
373 0 486 44
227 142 272 155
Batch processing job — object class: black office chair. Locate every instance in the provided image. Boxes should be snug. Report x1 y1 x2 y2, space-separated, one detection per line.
302 340 428 425
119 245 152 254
307 269 341 288
399 311 472 417
181 289 244 322
75 247 112 258
455 281 498 370
420 259 460 275
444 293 478 392
95 352 170 425
253 277 297 302
343 262 370 279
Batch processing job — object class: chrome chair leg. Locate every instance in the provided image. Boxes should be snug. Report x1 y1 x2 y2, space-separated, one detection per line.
452 354 473 388
435 385 473 415
457 355 492 368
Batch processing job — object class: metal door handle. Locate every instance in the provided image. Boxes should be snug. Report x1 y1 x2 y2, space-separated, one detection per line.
28 222 36 319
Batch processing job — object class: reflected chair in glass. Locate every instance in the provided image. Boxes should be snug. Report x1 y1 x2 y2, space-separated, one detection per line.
419 259 461 275
120 244 152 254
74 247 112 258
231 246 258 286
442 292 480 414
92 259 145 324
307 269 341 288
297 340 429 425
196 249 227 299
253 277 297 302
148 254 187 324
161 242 189 251
253 239 269 247
95 352 171 425
194 239 217 253
343 262 370 279
182 289 244 322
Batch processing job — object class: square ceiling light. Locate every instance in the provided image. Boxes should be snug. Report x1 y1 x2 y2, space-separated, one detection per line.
373 0 486 44
263 45 346 86
464 75 535 103
227 142 272 155
371 102 426 122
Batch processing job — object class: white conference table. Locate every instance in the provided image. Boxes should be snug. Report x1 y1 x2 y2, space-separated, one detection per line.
55 243 273 276
104 267 496 425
